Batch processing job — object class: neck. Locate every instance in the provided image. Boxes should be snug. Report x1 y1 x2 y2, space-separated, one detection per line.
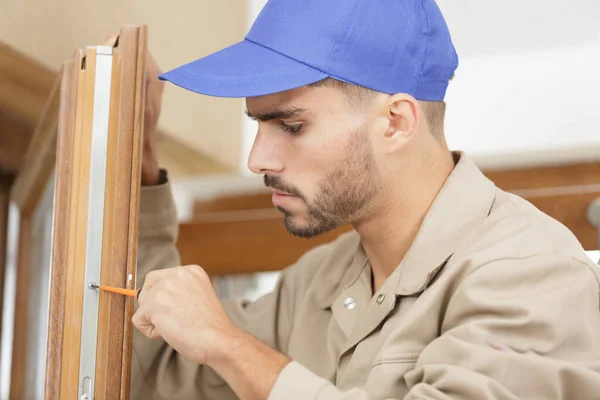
355 148 455 293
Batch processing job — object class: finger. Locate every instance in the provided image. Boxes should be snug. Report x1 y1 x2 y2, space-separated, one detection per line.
142 268 172 289
138 267 177 306
132 309 162 340
183 265 212 287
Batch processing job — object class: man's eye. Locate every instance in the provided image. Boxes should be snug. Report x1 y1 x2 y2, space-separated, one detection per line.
279 122 303 135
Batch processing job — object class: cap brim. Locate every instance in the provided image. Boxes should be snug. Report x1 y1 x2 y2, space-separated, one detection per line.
158 40 330 98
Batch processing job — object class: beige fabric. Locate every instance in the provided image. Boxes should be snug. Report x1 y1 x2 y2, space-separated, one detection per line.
131 153 600 400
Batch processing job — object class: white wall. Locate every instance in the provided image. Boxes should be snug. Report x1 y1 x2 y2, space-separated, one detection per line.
437 0 600 169
445 40 600 169
0 0 247 169
436 0 599 58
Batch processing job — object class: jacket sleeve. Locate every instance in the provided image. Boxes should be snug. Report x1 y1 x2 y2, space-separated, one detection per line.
400 253 600 399
266 254 600 400
130 182 296 400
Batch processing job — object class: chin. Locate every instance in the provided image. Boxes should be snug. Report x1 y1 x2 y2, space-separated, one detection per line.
283 214 337 239
283 215 312 237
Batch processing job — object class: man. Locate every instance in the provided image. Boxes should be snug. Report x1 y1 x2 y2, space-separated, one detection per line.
130 0 600 399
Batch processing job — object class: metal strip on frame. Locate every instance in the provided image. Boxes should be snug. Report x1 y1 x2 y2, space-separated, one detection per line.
78 45 113 400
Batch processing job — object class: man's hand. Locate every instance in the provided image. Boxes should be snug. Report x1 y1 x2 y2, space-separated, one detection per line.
132 265 234 365
132 265 292 400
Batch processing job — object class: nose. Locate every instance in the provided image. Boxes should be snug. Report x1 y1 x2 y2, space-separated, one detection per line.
247 129 284 175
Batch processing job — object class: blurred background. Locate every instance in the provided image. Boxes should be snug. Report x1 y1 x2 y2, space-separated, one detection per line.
2 0 597 178
2 0 599 213
0 0 599 396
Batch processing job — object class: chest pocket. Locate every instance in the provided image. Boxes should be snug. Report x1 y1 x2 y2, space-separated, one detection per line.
336 290 447 387
364 360 417 399
334 296 426 388
344 315 426 397
336 332 422 394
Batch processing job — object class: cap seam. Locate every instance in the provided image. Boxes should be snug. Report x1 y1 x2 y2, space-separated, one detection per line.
323 0 364 72
245 38 333 78
415 0 432 96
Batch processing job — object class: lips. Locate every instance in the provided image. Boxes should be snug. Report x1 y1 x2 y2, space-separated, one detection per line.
270 188 294 196
270 188 298 207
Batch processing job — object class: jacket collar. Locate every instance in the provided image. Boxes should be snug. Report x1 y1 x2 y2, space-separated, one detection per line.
319 152 496 308
393 152 496 295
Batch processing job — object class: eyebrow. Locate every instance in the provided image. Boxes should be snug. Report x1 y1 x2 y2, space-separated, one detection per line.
245 107 309 122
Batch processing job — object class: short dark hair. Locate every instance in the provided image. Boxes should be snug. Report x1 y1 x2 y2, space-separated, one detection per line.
310 77 448 140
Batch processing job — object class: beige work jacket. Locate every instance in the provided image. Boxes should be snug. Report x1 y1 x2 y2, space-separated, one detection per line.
131 153 600 399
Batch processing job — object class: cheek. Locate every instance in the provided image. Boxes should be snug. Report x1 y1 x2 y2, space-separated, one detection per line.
281 153 323 203
296 128 347 165
285 124 356 198
285 127 328 159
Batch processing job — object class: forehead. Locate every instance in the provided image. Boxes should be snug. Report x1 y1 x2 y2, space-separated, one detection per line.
245 84 350 116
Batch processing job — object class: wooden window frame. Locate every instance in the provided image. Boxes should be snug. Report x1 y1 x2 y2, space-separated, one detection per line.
0 25 146 399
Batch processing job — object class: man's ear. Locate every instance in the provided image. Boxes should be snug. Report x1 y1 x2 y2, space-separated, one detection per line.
383 93 419 152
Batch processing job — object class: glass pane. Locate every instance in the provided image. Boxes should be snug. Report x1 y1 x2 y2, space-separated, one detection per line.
0 171 54 398
0 203 20 398
24 172 55 398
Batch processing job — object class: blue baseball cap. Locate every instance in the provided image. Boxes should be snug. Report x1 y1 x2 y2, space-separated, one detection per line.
159 0 458 101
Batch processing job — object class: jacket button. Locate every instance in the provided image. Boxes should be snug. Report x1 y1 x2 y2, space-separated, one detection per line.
376 294 385 304
344 297 357 310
